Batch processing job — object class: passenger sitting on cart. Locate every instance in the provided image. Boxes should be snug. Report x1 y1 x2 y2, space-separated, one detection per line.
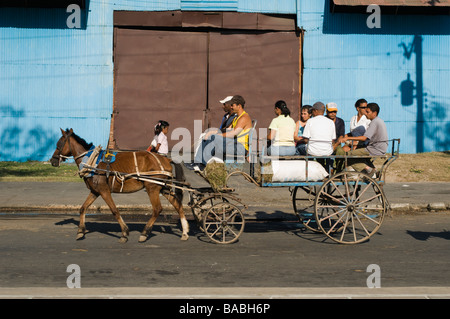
267 100 297 157
297 102 336 172
185 95 252 171
294 105 312 155
335 102 388 176
337 98 371 150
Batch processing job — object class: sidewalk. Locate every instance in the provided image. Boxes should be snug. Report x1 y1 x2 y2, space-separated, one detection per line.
0 169 449 219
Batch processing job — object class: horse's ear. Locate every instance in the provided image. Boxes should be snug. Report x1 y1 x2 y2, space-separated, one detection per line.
60 128 66 136
69 128 73 134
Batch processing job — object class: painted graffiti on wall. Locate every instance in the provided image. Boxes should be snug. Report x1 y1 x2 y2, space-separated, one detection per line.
0 106 57 162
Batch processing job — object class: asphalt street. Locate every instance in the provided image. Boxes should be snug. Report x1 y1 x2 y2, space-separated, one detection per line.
0 212 450 299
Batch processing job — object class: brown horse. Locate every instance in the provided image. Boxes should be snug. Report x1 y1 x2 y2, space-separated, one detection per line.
50 128 189 243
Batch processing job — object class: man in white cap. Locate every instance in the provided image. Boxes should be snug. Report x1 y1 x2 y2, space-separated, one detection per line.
326 102 345 147
186 95 251 170
219 96 237 133
191 96 236 166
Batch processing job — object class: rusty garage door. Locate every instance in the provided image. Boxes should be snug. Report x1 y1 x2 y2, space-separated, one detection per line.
113 29 208 150
112 11 300 150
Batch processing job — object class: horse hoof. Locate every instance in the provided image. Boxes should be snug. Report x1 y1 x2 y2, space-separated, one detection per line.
76 233 85 240
181 234 189 241
138 235 147 243
119 236 128 244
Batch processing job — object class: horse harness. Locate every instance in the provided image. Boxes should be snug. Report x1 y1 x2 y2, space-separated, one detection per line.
53 132 175 191
80 148 174 192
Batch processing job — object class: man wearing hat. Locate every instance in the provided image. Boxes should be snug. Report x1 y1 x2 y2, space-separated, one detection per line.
326 102 345 146
186 95 252 170
300 101 336 157
219 95 237 133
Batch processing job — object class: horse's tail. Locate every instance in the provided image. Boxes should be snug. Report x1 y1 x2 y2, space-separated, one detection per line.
171 161 185 202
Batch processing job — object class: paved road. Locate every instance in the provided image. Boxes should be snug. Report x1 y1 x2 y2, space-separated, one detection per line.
0 212 450 299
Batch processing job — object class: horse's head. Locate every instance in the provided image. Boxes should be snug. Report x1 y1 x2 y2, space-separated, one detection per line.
50 128 74 167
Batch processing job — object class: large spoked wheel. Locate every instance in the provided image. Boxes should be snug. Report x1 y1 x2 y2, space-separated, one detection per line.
314 171 387 244
292 186 321 232
203 202 245 244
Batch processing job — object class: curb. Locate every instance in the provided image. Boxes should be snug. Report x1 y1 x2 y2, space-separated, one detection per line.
0 202 449 217
389 202 450 213
2 286 450 299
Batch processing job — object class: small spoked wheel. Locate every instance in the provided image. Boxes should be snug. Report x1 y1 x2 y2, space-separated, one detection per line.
314 171 387 244
203 202 245 244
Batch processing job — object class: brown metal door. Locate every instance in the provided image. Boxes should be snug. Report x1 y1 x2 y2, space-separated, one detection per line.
113 27 300 150
207 31 300 131
113 28 208 149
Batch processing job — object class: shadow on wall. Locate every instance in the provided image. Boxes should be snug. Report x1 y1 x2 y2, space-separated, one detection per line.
322 0 450 152
0 106 58 162
423 102 450 151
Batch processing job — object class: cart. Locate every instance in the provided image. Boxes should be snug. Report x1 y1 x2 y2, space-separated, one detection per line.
86 137 399 245
190 138 400 245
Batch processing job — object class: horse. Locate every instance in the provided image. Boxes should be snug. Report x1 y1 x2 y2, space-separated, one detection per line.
50 128 189 243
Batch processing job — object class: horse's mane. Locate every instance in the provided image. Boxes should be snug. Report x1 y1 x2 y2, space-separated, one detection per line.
66 129 94 150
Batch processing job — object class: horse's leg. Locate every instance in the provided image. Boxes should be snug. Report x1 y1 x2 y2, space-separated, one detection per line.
139 184 163 243
99 190 130 243
162 192 189 241
76 191 98 240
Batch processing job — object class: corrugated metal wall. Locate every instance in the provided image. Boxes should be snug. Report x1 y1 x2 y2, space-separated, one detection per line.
1 0 449 161
297 0 450 153
0 0 297 162
0 1 113 161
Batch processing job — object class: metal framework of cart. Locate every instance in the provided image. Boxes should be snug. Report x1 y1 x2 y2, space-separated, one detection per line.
185 138 400 245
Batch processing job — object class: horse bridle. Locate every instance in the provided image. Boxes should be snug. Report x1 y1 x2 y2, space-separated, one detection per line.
51 131 86 166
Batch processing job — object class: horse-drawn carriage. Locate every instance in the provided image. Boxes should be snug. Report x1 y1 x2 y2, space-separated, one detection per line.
50 128 400 245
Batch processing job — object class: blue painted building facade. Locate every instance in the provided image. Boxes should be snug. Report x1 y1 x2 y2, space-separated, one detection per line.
0 0 448 161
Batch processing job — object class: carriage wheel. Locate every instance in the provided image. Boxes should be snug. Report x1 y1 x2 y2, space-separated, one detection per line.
292 186 321 232
189 193 231 232
314 171 387 244
203 202 245 244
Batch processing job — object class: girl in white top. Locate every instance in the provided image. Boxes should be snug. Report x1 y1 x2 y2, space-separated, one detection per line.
267 100 296 156
148 120 169 156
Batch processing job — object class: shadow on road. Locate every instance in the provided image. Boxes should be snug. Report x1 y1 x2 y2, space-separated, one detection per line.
406 229 450 241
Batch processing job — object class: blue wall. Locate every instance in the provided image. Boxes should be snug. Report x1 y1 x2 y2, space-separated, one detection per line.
0 0 448 161
0 1 114 161
297 0 450 153
0 0 297 162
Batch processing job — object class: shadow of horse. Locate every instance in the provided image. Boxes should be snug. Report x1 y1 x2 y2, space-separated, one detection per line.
55 218 182 241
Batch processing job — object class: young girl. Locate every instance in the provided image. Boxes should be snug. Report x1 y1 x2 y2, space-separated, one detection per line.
147 120 169 156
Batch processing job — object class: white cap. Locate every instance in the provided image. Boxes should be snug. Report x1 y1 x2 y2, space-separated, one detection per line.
219 96 233 104
326 102 338 112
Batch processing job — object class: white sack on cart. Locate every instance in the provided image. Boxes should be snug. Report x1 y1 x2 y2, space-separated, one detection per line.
271 160 328 182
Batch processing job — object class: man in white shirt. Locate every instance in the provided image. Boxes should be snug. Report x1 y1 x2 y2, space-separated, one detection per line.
300 102 336 156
